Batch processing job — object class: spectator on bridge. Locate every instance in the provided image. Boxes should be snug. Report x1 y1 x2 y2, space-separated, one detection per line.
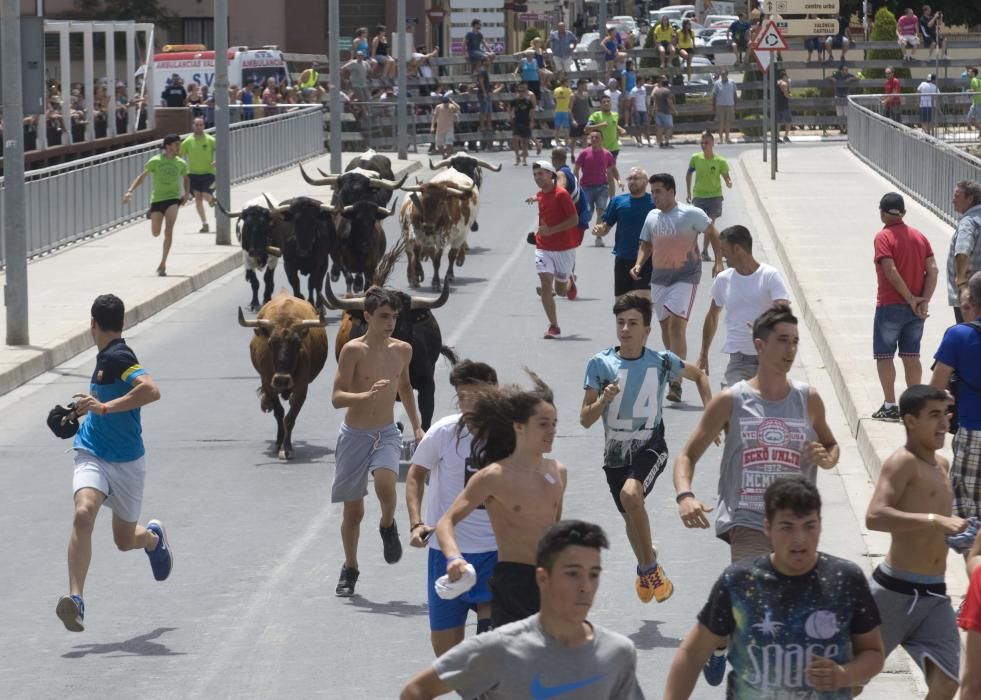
916 72 940 135
515 50 542 102
371 25 397 83
547 22 577 75
161 74 187 108
968 68 981 138
676 19 696 82
824 14 851 63
185 82 205 119
621 60 638 125
652 76 676 149
352 27 371 63
568 81 591 158
605 78 623 126
919 6 946 61
629 77 650 147
474 57 494 141
431 95 459 157
601 27 621 79
944 181 981 323
712 69 737 144
465 19 494 67
530 37 553 91
776 70 792 143
728 12 751 65
870 193 937 422
410 45 439 97
261 77 278 110
238 78 256 120
829 63 858 135
654 16 677 69
804 15 826 63
897 7 920 63
343 52 372 104
881 66 903 123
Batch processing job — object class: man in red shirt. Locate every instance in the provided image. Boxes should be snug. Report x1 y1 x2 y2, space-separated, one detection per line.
881 66 902 122
532 161 581 339
961 532 981 696
872 192 938 421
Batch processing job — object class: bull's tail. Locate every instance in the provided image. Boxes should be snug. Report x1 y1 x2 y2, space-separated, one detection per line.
440 346 460 366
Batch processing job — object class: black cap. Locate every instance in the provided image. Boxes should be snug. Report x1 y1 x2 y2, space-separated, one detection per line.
47 403 79 439
162 133 181 148
879 192 905 216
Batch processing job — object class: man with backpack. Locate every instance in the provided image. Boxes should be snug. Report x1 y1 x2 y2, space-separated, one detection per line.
931 271 981 520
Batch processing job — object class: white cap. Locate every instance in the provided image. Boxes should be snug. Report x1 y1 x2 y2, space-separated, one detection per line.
533 160 556 173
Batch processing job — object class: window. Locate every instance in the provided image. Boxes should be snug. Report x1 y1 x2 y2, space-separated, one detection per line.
183 18 215 46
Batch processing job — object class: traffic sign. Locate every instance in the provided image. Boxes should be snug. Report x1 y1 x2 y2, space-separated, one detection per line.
754 47 772 73
771 18 838 35
518 12 542 21
755 21 789 51
763 0 838 13
425 8 447 23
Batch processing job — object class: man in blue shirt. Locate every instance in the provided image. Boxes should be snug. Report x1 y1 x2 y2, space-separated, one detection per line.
56 294 173 632
728 13 752 65
931 271 981 520
580 292 712 604
592 166 654 299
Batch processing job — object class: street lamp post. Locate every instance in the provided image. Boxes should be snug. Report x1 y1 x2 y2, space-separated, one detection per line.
214 0 231 245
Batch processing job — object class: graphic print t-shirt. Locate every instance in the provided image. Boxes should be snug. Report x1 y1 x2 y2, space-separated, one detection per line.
144 154 188 203
639 203 711 287
698 553 881 700
583 347 684 468
410 414 496 554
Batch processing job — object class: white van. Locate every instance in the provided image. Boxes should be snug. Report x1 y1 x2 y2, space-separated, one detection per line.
148 45 290 99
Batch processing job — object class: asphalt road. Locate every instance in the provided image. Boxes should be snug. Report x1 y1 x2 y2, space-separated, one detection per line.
0 142 872 699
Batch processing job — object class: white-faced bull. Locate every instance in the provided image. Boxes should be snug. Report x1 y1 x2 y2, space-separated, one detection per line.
429 152 502 231
238 292 329 460
323 272 457 431
217 194 285 312
268 196 336 305
399 171 478 290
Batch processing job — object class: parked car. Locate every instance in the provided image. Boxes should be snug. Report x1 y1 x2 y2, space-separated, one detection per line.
570 32 601 72
695 28 736 66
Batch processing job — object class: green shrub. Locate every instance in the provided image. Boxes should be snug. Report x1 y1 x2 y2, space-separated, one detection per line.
520 28 541 51
866 7 908 85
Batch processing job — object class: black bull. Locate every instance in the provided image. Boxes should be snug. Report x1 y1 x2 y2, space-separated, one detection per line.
322 275 458 431
217 196 286 312
275 196 337 304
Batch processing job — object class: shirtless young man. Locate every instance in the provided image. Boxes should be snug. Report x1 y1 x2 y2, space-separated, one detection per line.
865 384 968 699
331 287 425 597
435 372 567 628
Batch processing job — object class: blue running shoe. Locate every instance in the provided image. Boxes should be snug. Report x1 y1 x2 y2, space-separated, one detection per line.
56 594 85 632
703 649 727 686
145 519 174 581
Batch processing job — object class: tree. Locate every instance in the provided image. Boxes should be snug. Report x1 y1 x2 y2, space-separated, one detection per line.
520 28 541 51
865 7 907 84
838 0 980 30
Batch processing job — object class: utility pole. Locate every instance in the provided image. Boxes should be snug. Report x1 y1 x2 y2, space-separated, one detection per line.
214 0 231 245
597 0 607 68
328 0 342 173
3 0 29 345
396 0 408 159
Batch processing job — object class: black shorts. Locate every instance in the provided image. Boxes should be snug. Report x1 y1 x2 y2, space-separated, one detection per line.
513 123 532 139
603 424 669 513
614 256 652 296
489 562 539 628
188 173 215 194
570 123 585 137
147 198 182 218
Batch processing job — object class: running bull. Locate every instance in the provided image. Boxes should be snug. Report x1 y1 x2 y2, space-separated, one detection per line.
272 196 337 305
428 152 501 231
217 194 286 312
322 275 457 431
237 292 328 460
400 171 478 289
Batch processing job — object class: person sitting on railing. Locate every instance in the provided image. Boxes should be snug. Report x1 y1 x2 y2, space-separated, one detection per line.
676 19 695 83
529 37 553 93
372 25 398 84
824 14 851 63
728 13 751 66
654 16 677 69
410 45 440 97
919 6 946 61
465 19 495 68
601 27 621 79
897 8 920 63
804 15 826 63
186 82 205 120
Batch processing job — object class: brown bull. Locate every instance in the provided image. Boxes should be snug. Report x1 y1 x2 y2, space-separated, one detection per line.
238 292 328 459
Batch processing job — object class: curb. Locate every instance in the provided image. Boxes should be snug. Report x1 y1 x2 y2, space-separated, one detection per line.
0 158 423 399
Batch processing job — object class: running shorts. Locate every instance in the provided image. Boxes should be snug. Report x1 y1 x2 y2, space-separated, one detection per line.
330 422 402 503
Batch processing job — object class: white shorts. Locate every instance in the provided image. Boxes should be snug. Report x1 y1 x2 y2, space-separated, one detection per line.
535 248 576 281
435 129 455 147
553 56 574 72
73 450 147 523
650 282 698 321
242 249 279 271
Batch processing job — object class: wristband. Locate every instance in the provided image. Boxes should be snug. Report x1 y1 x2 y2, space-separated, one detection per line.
676 491 695 504
446 554 464 565
410 522 425 532
101 404 109 416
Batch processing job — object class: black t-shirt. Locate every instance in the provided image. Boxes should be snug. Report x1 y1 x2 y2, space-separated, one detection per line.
919 14 937 41
698 553 880 699
512 96 532 125
162 85 187 108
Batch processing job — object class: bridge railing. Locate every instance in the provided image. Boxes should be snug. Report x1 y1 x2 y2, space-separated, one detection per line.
0 105 324 267
848 93 981 225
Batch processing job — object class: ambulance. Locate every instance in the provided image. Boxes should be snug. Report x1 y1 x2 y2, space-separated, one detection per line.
146 44 290 97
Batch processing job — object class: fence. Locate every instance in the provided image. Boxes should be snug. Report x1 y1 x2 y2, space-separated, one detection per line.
0 105 324 267
848 93 981 225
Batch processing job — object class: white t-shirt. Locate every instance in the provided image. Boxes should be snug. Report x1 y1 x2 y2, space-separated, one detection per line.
917 81 939 108
710 263 791 354
605 88 622 106
630 85 648 112
410 413 497 554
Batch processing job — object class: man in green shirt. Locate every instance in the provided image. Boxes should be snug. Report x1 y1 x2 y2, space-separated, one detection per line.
585 95 625 161
969 68 981 137
180 117 218 233
123 133 190 276
685 131 732 262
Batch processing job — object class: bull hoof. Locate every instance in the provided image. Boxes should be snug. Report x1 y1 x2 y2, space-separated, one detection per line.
278 447 292 460
248 302 260 312
470 221 479 232
431 278 441 290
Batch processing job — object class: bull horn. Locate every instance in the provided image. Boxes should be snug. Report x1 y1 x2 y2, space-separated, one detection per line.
342 204 356 214
474 157 502 172
215 200 242 218
429 157 451 170
266 246 282 257
447 185 475 198
322 279 366 311
237 307 271 328
262 193 289 215
300 163 337 186
368 173 408 190
375 201 396 217
409 272 451 310
298 316 328 329
320 203 338 214
401 184 423 193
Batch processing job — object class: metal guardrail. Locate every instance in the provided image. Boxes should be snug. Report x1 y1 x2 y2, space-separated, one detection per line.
847 93 981 226
0 105 324 266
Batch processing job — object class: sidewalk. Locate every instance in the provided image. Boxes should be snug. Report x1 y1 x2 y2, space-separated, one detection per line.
739 143 970 608
0 152 425 397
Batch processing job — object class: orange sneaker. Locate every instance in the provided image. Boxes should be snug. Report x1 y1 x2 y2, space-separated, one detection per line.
636 562 674 603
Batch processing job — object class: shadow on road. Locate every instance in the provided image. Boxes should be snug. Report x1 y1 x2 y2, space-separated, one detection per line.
445 276 488 286
628 620 683 651
62 626 185 659
255 440 333 464
346 596 428 618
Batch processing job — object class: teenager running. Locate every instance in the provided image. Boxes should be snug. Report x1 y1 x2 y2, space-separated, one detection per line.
685 131 733 262
581 292 713 604
179 117 217 233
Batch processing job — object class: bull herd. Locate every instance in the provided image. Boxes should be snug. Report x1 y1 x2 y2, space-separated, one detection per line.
220 149 502 460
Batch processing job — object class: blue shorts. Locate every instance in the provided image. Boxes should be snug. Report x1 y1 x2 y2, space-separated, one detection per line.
655 112 673 129
920 107 934 123
553 111 570 129
873 303 924 359
427 548 497 631
634 110 648 126
479 96 493 114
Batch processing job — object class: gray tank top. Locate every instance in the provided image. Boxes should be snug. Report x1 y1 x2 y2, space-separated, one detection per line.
715 379 817 540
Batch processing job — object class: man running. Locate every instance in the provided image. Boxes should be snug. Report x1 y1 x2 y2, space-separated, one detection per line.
673 302 840 685
581 292 713 604
574 130 620 245
592 166 653 299
179 117 217 233
631 173 721 402
664 477 885 698
331 286 425 597
685 131 732 262
585 94 625 161
407 361 499 655
122 133 190 276
697 225 790 388
435 371 567 629
56 294 173 632
865 384 966 699
400 521 644 699
531 160 581 339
